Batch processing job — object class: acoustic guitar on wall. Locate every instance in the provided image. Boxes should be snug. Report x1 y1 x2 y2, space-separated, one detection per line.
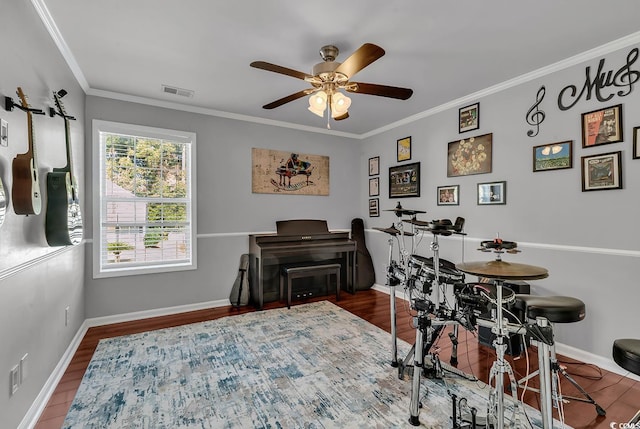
11 87 43 216
46 89 83 246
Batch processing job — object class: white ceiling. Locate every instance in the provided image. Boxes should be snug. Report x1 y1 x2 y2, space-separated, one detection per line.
37 0 640 137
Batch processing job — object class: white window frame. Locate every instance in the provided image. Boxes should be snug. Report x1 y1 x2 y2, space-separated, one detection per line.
92 120 197 278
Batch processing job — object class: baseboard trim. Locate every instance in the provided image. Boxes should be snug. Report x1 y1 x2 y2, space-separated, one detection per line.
19 320 89 429
85 298 232 328
372 283 410 301
555 342 640 382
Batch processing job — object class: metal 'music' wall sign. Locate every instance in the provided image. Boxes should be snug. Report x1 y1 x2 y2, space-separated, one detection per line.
557 47 639 111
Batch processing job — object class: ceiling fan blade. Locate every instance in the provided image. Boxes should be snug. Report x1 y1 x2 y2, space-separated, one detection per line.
250 61 311 81
262 90 309 109
333 112 349 121
347 82 413 100
334 43 385 78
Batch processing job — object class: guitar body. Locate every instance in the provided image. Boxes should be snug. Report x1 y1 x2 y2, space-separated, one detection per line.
45 89 83 246
11 154 41 215
46 169 83 246
12 87 43 216
351 218 375 290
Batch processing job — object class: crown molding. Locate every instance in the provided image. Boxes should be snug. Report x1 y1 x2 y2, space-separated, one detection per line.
31 0 89 92
86 88 360 139
362 31 640 138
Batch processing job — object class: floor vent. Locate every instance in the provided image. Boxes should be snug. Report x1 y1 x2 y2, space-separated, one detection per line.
161 84 194 98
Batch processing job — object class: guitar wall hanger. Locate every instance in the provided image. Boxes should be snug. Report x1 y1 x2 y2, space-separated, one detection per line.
49 89 76 121
5 95 45 116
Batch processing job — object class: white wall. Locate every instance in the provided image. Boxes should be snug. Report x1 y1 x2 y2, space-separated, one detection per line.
84 96 362 318
361 42 640 361
0 2 86 428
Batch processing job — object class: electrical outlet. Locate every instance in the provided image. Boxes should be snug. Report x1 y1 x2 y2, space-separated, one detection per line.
10 365 19 396
20 354 28 383
65 306 70 326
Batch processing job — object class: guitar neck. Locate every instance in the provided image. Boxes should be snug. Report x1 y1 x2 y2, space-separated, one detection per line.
26 110 37 161
64 118 73 173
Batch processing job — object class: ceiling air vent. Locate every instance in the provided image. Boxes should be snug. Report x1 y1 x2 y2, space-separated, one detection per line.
161 84 194 98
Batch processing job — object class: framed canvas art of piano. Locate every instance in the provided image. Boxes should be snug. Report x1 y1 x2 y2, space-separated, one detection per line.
249 219 356 309
251 148 330 195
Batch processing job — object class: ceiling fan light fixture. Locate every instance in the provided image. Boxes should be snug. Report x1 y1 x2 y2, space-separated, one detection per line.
308 90 328 117
252 43 412 126
330 91 351 118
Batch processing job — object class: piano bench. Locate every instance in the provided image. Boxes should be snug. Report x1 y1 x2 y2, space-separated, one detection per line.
280 263 341 309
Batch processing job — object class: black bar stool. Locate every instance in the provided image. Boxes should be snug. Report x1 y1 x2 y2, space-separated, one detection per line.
612 339 640 424
514 294 606 426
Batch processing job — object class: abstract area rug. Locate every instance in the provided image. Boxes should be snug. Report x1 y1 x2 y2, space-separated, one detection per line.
63 301 559 428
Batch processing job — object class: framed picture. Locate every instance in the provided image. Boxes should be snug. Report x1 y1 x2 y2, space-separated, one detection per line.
368 156 380 176
369 177 380 197
389 162 420 198
397 136 412 162
369 198 379 217
533 140 573 172
252 148 329 195
581 151 622 192
581 104 623 148
634 127 640 159
477 181 506 205
459 102 479 133
437 185 459 206
447 133 492 177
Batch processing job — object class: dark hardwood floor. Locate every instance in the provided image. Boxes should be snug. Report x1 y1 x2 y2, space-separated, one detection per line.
35 289 638 428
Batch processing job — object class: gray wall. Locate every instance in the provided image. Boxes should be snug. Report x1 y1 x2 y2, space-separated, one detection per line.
84 96 361 317
0 2 86 428
361 43 639 360
4 2 640 428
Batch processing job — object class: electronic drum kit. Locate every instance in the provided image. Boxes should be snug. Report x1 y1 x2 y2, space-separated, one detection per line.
374 203 552 429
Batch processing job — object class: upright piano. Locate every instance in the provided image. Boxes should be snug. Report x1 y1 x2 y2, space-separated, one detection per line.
249 219 357 309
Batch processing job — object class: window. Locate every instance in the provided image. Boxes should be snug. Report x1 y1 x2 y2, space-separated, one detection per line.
93 120 196 278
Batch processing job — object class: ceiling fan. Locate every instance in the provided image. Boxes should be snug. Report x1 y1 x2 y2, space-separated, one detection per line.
250 43 413 127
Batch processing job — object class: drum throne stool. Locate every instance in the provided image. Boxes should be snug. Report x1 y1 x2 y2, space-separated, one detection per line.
514 294 606 426
612 339 640 424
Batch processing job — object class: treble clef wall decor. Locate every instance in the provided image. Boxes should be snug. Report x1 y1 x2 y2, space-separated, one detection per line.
525 85 546 137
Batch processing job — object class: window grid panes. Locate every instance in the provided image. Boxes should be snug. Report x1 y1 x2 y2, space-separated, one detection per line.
95 121 195 277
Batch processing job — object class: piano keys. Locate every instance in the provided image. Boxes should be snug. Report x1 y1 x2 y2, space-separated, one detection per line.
249 219 357 309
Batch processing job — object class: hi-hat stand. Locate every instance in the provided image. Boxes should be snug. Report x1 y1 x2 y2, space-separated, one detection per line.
486 278 524 429
457 241 549 429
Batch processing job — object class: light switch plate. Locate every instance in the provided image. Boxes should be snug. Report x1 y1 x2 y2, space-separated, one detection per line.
10 365 19 396
20 353 28 383
0 119 8 147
